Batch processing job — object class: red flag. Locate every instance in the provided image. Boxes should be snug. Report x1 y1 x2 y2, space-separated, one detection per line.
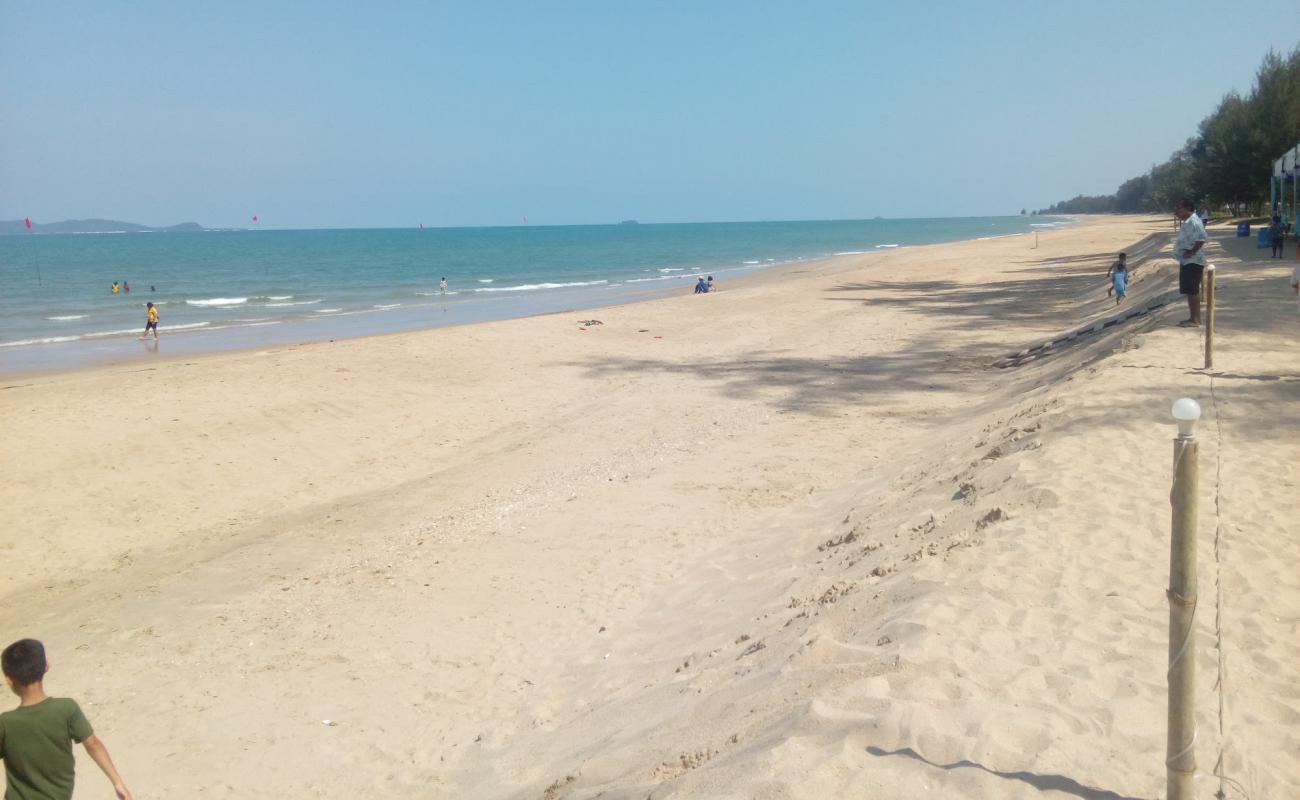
252 215 259 223
24 217 32 229
419 223 424 230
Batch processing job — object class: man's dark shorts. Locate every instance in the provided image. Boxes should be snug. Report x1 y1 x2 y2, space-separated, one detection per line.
1179 263 1204 295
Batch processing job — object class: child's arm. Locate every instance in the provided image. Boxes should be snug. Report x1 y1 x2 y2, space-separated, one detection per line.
82 735 132 800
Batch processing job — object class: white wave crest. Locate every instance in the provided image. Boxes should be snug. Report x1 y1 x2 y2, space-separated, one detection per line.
473 280 608 293
2 321 211 347
187 297 248 307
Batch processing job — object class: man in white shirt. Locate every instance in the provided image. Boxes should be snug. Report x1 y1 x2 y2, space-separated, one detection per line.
1173 198 1208 326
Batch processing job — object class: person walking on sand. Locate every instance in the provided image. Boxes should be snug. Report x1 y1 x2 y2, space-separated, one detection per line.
1270 214 1286 259
139 302 159 340
1 639 134 800
1107 252 1128 304
1173 199 1208 326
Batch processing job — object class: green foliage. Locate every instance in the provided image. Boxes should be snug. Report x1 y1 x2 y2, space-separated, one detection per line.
1042 195 1116 214
1044 46 1300 215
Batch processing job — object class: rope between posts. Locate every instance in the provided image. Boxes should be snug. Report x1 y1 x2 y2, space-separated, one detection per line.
1167 727 1197 769
1205 368 1242 799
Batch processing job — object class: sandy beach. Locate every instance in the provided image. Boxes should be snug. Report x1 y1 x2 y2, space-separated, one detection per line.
2 216 1296 798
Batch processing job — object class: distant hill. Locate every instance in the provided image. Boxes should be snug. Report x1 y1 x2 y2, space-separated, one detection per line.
0 218 205 235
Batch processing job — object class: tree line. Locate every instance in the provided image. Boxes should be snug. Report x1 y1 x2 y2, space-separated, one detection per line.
1039 46 1300 216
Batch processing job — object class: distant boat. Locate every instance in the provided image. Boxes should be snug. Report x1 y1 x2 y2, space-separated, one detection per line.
620 219 639 225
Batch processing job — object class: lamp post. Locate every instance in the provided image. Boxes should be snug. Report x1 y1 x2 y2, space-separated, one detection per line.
1166 398 1200 799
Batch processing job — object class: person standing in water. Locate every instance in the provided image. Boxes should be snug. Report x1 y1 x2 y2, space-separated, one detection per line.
123 281 130 294
439 277 447 294
111 282 119 295
138 302 159 340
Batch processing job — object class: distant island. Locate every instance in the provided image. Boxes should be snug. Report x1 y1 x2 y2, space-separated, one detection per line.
0 218 205 236
619 219 639 225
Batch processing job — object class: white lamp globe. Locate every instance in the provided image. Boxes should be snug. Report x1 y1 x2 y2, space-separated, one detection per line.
1171 398 1201 437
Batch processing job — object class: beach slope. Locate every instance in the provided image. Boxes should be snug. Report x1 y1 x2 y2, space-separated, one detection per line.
2 216 1295 798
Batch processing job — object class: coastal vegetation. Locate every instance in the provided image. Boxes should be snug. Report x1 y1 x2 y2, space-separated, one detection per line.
1040 46 1300 216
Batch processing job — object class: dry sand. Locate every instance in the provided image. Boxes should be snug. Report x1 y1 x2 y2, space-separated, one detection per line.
2 216 1296 799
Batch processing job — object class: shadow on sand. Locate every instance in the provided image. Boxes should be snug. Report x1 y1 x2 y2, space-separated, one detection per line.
864 746 1147 800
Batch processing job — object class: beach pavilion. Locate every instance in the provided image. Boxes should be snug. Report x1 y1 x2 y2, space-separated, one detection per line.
1273 143 1299 229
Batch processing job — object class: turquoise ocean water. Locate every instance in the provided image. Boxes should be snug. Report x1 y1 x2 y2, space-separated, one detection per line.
0 216 1065 372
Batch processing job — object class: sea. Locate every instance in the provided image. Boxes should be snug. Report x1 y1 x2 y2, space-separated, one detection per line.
0 216 1067 372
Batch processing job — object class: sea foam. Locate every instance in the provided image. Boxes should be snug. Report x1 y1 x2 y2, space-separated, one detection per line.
265 299 322 307
474 280 608 293
187 297 248 307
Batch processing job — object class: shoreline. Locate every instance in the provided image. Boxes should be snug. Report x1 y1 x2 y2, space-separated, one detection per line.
0 217 1071 376
0 260 791 377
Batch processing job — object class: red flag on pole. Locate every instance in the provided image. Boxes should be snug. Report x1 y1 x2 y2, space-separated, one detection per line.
24 217 32 229
252 215 259 223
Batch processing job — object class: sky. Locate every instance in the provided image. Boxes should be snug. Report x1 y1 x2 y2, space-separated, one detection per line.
2 1 1297 229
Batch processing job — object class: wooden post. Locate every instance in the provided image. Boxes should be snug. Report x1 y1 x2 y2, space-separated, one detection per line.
1203 265 1216 370
1167 400 1200 800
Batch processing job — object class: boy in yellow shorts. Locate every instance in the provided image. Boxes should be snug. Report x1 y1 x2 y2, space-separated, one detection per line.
139 302 159 340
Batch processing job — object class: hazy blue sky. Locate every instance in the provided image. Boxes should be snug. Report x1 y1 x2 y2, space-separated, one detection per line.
3 1 1296 229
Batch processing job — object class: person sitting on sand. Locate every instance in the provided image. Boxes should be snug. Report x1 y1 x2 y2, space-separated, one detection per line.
138 302 159 341
694 277 709 294
1 639 133 800
1107 253 1128 304
707 275 715 291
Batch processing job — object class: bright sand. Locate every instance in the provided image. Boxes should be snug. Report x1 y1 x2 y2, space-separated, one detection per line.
1 216 1296 798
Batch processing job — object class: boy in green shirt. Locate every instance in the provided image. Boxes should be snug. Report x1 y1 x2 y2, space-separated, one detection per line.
0 640 132 800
